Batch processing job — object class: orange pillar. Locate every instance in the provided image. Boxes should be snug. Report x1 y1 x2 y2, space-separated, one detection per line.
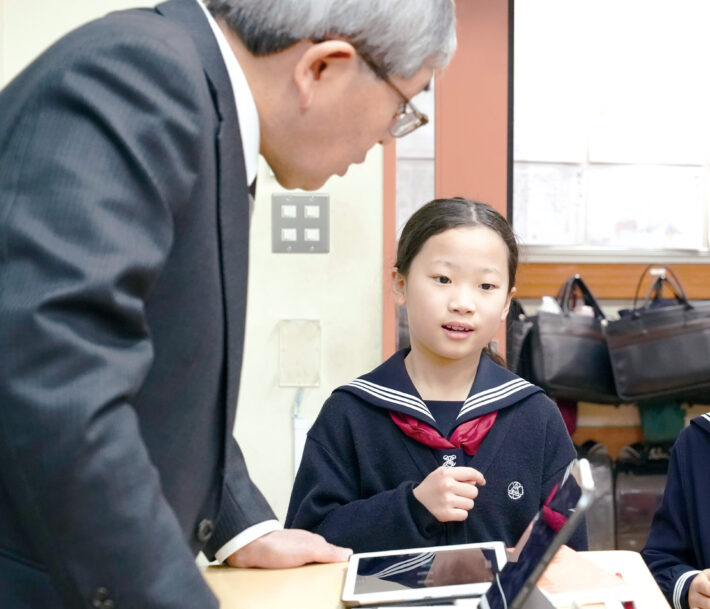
436 0 510 213
382 141 397 359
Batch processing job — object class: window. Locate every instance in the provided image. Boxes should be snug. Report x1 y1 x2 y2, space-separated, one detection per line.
513 0 710 260
396 87 436 237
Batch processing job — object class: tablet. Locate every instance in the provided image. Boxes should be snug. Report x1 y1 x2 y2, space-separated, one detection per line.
342 541 508 607
481 458 595 609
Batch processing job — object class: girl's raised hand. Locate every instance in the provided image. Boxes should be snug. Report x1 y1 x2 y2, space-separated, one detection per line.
412 466 486 522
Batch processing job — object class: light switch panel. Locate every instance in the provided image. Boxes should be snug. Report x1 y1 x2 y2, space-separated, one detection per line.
272 193 329 253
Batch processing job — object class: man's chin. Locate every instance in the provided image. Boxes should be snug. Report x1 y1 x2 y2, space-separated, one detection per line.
272 169 329 192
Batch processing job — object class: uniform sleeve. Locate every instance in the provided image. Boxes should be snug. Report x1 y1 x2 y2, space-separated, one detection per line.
642 431 700 609
286 400 443 553
0 23 218 608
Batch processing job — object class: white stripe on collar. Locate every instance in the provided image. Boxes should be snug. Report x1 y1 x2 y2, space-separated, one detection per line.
458 378 534 418
196 0 260 186
703 413 710 424
346 379 434 420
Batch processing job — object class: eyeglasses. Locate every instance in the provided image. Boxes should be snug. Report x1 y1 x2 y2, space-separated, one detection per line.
356 50 429 138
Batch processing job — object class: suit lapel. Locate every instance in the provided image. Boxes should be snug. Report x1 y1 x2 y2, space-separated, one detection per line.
155 0 250 436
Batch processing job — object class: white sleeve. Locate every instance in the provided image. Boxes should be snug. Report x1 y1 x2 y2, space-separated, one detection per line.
214 520 283 563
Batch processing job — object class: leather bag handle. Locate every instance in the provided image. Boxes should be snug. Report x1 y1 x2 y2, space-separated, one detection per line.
557 274 606 319
632 265 690 311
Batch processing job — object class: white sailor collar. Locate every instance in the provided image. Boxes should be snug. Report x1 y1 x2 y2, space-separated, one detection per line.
337 349 542 425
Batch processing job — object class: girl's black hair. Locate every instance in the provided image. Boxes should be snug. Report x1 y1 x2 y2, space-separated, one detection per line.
395 197 518 366
395 197 518 287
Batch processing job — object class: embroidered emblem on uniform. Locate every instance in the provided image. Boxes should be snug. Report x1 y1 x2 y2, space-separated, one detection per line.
443 454 457 467
507 481 524 500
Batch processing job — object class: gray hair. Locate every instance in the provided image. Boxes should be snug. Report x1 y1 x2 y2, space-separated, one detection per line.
204 0 457 78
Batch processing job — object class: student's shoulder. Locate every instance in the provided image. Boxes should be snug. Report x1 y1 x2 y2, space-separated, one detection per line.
319 353 410 422
676 413 710 456
496 381 570 443
478 354 552 412
689 413 710 436
504 380 559 417
307 387 389 451
313 386 386 427
320 387 365 410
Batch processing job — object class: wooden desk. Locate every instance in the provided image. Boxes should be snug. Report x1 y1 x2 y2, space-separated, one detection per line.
204 561 348 609
203 550 669 609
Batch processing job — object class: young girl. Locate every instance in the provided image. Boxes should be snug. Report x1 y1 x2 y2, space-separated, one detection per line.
286 198 583 553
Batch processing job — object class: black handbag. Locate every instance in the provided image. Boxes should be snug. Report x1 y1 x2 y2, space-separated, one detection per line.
507 298 534 382
508 275 620 404
604 265 710 403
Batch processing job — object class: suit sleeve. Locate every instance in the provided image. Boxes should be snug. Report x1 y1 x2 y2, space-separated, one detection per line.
285 398 443 553
204 440 279 560
642 431 700 609
0 24 219 608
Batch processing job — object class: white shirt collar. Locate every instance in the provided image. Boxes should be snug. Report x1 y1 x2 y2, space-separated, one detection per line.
195 0 260 186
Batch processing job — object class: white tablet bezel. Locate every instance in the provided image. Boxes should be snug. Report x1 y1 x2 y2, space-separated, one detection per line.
342 541 508 607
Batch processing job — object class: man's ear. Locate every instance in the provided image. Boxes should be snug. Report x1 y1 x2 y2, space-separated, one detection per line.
293 40 357 109
392 269 407 307
501 286 517 321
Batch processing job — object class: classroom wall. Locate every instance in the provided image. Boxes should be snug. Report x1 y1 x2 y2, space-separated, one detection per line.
239 160 384 519
0 0 385 521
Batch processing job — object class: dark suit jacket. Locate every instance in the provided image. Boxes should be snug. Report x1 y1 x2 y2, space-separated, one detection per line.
0 1 275 606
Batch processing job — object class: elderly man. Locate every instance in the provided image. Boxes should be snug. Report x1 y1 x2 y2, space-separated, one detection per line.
0 0 456 607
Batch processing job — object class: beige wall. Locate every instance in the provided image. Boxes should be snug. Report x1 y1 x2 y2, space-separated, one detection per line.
1 1 385 521
241 159 384 519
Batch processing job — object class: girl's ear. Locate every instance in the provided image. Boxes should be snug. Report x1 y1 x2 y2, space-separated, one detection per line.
391 269 407 306
501 286 517 321
292 40 357 110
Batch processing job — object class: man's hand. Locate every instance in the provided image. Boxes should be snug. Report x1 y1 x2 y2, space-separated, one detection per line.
226 529 352 569
413 466 485 522
689 569 710 609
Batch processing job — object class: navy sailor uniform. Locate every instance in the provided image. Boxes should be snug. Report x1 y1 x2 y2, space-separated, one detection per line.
643 414 710 609
286 350 585 553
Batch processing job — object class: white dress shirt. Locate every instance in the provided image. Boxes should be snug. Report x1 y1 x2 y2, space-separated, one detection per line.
195 0 282 563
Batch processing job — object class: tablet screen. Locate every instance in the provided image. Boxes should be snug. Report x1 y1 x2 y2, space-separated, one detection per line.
353 546 501 594
483 458 594 609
